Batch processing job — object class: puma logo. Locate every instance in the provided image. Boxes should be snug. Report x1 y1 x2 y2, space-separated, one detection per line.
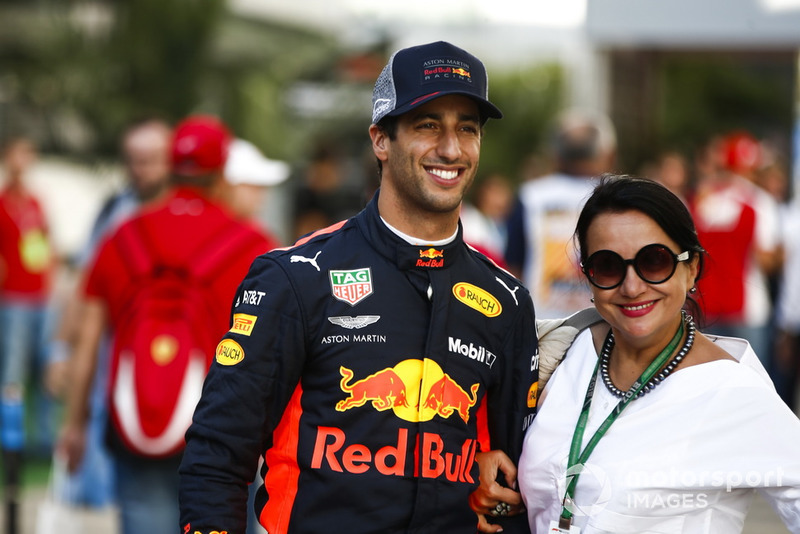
496 277 520 306
290 251 322 272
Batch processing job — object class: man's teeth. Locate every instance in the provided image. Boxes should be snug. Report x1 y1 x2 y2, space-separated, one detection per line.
429 168 458 180
622 302 654 311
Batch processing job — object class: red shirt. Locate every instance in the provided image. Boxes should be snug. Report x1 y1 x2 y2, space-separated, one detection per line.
0 186 53 300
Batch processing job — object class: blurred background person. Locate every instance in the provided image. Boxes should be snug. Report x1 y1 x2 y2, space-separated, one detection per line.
504 108 617 318
687 131 783 366
47 117 173 510
774 199 800 411
755 142 797 409
291 137 366 241
460 171 514 267
57 115 274 534
222 138 288 534
645 149 691 203
0 136 57 533
224 137 290 233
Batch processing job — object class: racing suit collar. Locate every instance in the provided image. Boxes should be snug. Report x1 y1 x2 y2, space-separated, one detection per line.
358 189 468 271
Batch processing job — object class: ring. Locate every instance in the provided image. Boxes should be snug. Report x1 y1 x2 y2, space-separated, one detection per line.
492 502 511 517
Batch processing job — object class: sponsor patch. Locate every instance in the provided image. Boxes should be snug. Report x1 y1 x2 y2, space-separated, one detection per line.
527 381 539 408
417 247 445 268
448 337 496 368
330 268 373 306
452 282 502 317
422 57 474 86
230 313 257 336
328 316 380 329
239 290 265 307
215 339 245 366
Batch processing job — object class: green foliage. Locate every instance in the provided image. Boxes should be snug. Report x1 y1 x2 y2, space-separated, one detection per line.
657 53 794 159
478 63 565 185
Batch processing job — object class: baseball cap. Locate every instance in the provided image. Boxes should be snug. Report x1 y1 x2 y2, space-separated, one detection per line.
170 115 232 177
371 41 503 125
225 139 290 187
720 131 761 174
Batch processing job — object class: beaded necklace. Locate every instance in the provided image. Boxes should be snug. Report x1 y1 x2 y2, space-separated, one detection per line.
599 312 695 399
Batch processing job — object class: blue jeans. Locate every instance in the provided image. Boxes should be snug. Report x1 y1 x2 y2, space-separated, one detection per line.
0 299 54 453
114 451 181 534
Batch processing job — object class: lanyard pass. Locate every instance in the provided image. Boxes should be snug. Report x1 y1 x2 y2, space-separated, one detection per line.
549 518 581 533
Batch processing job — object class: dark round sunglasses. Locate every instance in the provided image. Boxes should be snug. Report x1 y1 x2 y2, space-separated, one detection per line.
581 244 691 290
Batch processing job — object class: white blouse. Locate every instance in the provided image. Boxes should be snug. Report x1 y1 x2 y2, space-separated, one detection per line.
518 330 800 533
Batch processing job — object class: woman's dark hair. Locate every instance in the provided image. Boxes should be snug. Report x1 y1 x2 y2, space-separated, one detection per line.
575 174 706 323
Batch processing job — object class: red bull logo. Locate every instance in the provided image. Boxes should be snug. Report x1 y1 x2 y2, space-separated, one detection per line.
311 426 477 482
452 67 470 78
336 359 479 423
336 367 409 412
417 248 445 268
419 248 444 259
423 375 479 423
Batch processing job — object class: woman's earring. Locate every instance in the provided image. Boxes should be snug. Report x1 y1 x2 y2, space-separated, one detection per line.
590 297 595 303
689 287 697 294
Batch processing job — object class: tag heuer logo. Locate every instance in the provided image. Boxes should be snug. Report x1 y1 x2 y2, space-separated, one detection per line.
330 268 373 306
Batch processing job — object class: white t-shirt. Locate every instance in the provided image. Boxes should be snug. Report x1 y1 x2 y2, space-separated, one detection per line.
777 205 800 332
519 329 800 533
517 174 596 318
692 176 781 326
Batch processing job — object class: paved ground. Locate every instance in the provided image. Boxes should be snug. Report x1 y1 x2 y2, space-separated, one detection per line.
3 486 790 533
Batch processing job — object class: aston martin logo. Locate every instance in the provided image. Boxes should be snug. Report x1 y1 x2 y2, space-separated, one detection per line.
328 316 381 330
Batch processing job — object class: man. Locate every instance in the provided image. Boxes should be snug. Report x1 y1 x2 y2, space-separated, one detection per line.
179 41 538 534
58 116 274 534
48 117 173 508
82 117 174 258
0 137 55 534
223 137 290 225
504 109 617 318
689 132 782 364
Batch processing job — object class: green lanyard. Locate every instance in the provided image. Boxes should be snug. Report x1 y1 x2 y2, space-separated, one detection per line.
558 320 685 528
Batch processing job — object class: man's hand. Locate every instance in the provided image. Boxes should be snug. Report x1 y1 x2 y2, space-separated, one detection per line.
470 450 525 533
57 423 87 473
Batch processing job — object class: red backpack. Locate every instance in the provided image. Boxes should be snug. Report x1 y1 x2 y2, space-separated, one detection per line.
107 216 261 457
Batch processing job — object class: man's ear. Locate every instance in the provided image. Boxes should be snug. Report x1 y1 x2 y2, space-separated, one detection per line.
369 124 389 162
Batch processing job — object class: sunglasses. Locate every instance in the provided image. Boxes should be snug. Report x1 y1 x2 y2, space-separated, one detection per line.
581 244 691 290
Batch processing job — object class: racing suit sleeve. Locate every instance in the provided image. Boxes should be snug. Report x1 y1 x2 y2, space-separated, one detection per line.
485 290 538 533
179 255 306 534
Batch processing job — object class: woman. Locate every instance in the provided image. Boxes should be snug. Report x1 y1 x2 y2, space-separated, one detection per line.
517 176 800 533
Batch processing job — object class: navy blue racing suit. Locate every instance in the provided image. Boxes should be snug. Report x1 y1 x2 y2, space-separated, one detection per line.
179 191 539 534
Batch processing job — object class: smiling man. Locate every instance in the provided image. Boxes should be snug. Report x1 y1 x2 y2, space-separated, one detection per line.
179 41 538 534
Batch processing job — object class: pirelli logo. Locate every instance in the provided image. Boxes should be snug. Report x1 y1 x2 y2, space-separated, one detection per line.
230 313 257 336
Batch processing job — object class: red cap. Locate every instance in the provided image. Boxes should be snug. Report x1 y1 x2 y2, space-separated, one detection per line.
720 131 761 174
170 115 232 177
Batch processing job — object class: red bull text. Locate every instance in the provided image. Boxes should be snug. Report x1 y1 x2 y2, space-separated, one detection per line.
311 426 477 482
